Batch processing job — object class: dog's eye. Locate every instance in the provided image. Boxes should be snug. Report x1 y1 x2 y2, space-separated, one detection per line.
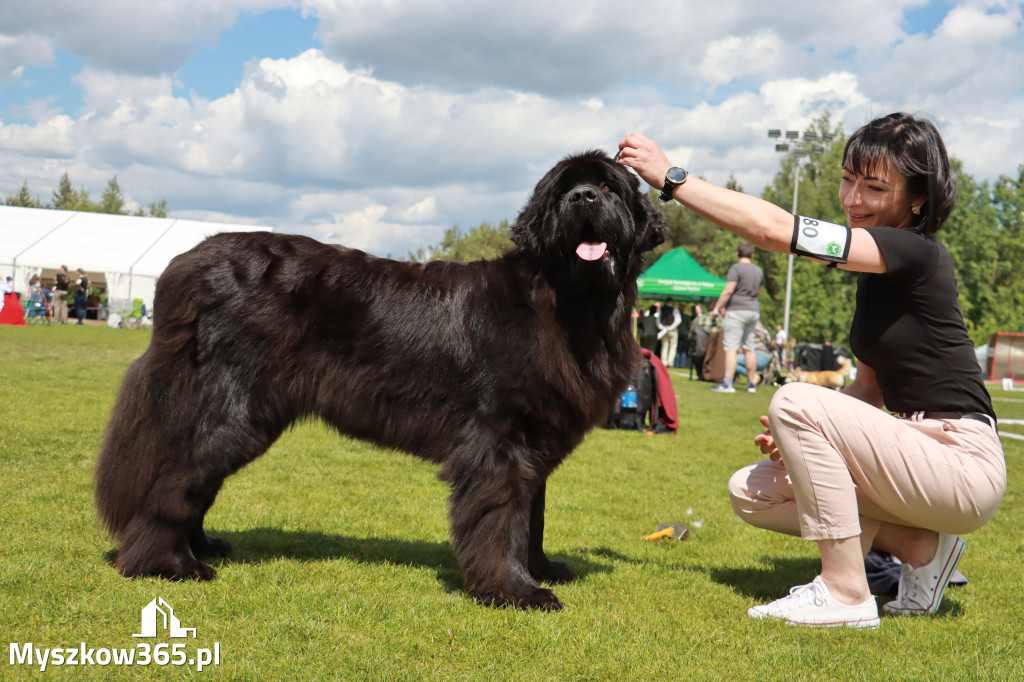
558 193 567 201
602 184 612 193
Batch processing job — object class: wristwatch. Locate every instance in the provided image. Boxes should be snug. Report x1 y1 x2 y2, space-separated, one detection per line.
659 166 688 203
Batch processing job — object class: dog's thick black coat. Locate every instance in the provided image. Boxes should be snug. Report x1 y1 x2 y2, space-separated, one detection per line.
95 150 665 609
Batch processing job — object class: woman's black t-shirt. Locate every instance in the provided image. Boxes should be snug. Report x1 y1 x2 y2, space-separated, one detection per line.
849 226 994 418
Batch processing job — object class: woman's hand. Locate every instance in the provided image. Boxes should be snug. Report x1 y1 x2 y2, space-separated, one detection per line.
616 133 672 190
754 414 783 464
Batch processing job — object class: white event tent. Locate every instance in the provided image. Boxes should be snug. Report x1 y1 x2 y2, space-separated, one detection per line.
0 206 273 315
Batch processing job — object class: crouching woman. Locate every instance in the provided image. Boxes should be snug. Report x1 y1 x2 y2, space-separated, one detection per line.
617 113 1006 628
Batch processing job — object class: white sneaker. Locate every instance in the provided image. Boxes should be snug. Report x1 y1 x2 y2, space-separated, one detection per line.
710 382 735 393
882 534 965 616
748 576 880 629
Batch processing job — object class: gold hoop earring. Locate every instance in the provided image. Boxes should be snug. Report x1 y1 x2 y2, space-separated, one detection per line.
910 204 921 215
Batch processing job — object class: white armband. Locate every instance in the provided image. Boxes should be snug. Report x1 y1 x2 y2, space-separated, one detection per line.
791 215 850 264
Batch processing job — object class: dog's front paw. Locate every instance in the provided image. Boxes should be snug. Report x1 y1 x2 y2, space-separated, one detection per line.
169 561 217 581
529 559 576 584
478 587 564 611
191 535 232 559
517 588 564 611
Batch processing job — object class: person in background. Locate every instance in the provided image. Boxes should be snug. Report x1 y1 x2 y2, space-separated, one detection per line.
675 305 692 368
640 302 661 355
618 112 1005 629
657 298 682 367
42 280 54 322
53 265 70 324
691 303 717 332
774 325 788 367
73 269 89 325
710 242 764 393
734 321 774 387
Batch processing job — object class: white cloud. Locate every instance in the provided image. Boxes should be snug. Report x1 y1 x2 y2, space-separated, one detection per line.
699 31 786 89
0 115 77 157
858 2 1024 133
0 0 287 75
395 197 439 224
941 2 1021 42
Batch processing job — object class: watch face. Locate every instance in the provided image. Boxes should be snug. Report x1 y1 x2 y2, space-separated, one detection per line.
666 167 688 184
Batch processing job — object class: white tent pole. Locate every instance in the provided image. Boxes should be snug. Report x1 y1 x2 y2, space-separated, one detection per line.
126 219 177 312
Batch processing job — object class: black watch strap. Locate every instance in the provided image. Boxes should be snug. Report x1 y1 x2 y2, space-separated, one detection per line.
659 167 688 203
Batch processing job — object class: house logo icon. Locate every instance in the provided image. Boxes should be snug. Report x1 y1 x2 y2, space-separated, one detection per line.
132 597 197 638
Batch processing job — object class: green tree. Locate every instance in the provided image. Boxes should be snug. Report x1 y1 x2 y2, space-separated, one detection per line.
133 200 169 217
32 172 169 217
51 173 76 210
940 162 1001 342
49 173 99 212
145 200 169 218
410 220 515 261
70 187 99 212
4 181 42 208
985 165 1024 337
100 176 128 215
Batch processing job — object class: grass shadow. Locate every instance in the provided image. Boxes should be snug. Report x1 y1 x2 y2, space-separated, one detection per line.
220 528 464 591
104 528 621 594
703 556 967 618
705 556 822 600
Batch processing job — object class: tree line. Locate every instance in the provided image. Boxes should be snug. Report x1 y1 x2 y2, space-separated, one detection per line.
409 112 1024 346
4 173 168 218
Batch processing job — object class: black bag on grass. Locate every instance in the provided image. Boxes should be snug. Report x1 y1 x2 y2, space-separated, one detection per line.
607 354 656 431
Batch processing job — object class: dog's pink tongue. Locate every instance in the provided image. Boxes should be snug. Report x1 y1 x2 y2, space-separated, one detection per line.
576 242 607 261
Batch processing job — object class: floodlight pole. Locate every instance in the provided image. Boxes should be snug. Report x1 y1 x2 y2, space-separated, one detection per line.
767 129 832 352
783 163 800 341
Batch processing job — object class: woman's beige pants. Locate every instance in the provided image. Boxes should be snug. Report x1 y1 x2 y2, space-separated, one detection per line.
728 383 1006 541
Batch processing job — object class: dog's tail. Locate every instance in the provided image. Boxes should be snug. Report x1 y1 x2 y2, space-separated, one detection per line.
95 358 163 537
95 254 203 538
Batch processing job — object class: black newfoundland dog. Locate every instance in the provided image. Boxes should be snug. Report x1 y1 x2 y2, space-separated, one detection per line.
95 150 666 610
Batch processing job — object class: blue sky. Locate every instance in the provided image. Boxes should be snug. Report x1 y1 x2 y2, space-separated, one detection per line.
1 9 321 122
0 0 1021 256
177 9 321 101
2 51 84 122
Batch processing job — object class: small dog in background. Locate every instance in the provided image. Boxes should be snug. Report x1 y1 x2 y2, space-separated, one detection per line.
786 356 853 390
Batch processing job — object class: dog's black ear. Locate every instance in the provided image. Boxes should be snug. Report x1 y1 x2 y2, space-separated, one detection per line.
510 212 539 254
637 192 667 253
510 182 547 255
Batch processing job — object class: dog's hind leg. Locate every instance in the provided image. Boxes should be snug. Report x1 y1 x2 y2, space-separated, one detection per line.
188 479 232 559
527 481 575 584
116 467 220 581
527 484 575 584
445 463 563 611
115 420 281 580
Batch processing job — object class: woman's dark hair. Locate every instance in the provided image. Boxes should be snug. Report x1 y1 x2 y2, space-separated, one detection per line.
842 112 957 235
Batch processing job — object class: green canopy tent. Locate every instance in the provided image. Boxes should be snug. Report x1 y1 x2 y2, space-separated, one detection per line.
637 246 726 301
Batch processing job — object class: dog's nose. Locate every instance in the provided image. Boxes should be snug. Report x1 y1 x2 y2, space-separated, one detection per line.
568 187 599 204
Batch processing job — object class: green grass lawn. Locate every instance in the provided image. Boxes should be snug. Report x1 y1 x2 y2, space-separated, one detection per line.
2 324 1023 681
